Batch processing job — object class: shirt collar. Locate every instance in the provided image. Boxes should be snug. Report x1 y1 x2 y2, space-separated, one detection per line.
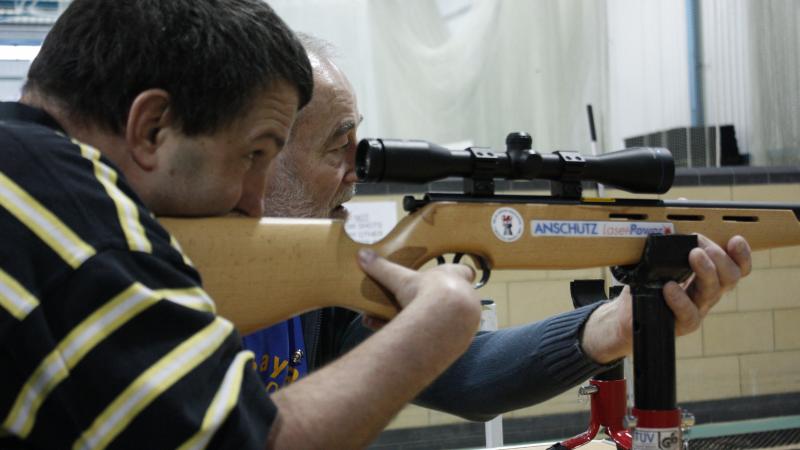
0 101 66 134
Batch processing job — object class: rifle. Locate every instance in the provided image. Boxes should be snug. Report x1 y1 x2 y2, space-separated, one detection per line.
161 132 800 335
163 131 800 449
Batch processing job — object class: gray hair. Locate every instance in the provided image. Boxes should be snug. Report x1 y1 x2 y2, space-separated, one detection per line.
295 32 339 61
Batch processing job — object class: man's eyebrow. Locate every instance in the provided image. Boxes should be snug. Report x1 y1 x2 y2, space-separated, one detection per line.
251 130 286 149
333 115 365 138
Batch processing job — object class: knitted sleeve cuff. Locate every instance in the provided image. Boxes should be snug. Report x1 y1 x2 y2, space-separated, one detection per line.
539 301 623 389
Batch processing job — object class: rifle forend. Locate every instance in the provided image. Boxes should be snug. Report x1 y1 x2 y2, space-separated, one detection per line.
161 197 800 335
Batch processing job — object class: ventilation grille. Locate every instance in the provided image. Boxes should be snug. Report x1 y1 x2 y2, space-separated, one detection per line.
623 124 745 168
688 427 800 449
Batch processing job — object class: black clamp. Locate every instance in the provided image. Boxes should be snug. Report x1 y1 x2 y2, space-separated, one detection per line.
611 234 696 287
464 147 499 196
551 151 586 199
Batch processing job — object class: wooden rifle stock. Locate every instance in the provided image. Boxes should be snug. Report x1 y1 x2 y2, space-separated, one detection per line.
161 196 800 334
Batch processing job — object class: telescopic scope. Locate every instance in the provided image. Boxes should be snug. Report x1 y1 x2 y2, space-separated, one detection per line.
356 132 674 195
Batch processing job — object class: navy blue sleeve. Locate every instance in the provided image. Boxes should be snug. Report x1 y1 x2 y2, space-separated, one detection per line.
338 303 620 421
414 303 620 421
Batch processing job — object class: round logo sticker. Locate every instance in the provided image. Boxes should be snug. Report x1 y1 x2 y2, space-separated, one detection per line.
491 207 524 242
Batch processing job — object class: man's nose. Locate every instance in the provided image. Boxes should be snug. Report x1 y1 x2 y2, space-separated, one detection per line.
343 139 358 183
234 191 265 217
235 175 267 217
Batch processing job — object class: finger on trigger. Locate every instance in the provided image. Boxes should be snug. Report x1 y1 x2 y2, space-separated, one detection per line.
435 262 476 283
458 263 476 282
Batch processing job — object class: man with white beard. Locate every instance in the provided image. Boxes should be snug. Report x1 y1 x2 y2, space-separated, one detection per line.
249 35 752 421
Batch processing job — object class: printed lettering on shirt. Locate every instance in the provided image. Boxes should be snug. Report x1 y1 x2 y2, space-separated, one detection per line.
254 353 299 392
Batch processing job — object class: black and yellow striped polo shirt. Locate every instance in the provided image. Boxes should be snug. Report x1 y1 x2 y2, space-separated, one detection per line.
0 102 275 449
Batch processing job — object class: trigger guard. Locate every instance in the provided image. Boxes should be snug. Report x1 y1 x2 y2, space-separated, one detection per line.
473 256 491 289
432 253 491 289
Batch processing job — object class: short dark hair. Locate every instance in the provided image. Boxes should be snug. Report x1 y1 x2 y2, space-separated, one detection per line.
25 0 312 136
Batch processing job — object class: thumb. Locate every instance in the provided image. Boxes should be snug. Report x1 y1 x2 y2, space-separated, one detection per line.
357 248 416 297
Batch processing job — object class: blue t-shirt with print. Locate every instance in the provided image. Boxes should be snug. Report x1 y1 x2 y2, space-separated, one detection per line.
242 317 307 392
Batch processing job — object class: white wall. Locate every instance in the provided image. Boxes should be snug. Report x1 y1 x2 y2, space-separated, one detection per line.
605 0 689 150
271 0 799 164
0 59 30 101
1 0 797 165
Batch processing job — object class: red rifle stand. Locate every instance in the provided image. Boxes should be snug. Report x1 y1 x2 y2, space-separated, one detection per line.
550 234 696 450
549 375 631 450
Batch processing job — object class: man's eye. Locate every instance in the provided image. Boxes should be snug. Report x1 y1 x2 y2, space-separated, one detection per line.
247 150 265 161
337 140 353 152
325 145 345 155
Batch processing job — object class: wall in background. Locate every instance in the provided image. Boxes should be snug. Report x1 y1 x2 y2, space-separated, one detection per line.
0 0 797 164
269 0 800 165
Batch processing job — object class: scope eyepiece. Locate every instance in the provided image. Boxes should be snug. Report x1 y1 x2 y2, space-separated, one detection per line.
357 138 473 183
356 139 385 182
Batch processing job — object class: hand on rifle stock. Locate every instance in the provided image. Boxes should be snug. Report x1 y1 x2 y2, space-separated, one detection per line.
266 250 481 450
356 248 481 333
582 234 752 364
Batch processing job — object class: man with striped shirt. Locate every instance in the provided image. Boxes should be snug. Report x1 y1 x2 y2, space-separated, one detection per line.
0 1 483 449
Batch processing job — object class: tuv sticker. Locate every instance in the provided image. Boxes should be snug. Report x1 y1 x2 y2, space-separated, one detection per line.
633 427 681 449
491 208 524 242
531 220 674 238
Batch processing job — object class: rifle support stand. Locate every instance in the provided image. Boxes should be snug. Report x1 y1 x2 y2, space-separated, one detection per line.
549 234 696 450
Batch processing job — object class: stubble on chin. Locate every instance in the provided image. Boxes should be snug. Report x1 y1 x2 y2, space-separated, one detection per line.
263 156 358 220
329 184 356 220
262 161 320 218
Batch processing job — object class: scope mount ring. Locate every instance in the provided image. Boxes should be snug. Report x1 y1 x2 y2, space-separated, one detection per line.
435 252 491 289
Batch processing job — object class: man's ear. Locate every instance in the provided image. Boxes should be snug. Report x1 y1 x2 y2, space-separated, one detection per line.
125 89 172 171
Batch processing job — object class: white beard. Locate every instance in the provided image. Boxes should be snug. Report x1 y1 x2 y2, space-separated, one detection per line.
263 156 355 219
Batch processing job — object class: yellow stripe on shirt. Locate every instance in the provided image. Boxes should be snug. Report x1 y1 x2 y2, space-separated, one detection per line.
74 317 235 450
169 233 195 267
2 283 160 437
2 282 218 437
155 287 216 314
0 171 95 268
0 268 39 320
177 351 255 450
77 142 152 253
